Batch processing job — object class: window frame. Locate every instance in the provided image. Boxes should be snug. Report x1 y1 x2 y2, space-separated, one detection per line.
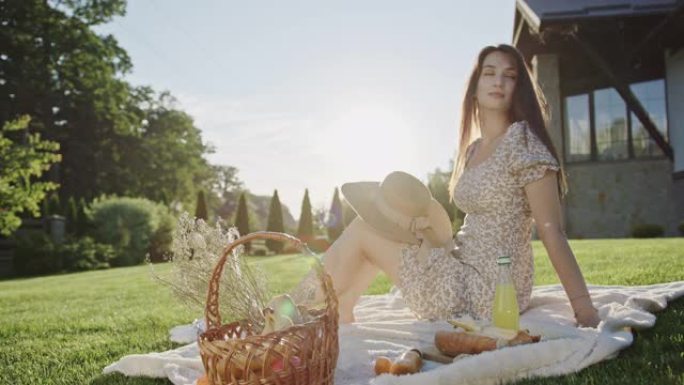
561 79 668 164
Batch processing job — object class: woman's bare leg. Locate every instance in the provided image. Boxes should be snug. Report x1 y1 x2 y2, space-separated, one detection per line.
319 217 407 323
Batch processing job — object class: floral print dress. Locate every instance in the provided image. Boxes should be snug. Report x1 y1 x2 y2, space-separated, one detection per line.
397 121 560 321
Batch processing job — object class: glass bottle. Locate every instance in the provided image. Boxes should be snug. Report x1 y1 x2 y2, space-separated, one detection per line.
492 256 520 331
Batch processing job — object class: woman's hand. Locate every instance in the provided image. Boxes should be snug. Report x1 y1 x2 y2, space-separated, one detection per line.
574 304 600 328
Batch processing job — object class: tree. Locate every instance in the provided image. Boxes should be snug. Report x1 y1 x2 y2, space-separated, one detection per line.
124 92 214 208
76 197 90 236
210 165 244 221
3 0 133 201
48 192 62 216
297 189 314 242
0 116 61 236
195 190 208 221
211 165 243 200
65 196 78 235
265 190 284 253
3 1 215 208
234 192 251 252
327 188 344 242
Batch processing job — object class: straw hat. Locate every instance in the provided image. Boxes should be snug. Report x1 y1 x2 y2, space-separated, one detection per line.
341 171 453 252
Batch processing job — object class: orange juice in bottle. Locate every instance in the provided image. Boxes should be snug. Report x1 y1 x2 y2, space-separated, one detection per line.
492 256 519 331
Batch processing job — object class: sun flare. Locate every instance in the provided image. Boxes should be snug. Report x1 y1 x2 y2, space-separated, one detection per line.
314 102 418 178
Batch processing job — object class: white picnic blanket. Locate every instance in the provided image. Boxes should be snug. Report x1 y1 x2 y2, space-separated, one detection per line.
103 281 684 385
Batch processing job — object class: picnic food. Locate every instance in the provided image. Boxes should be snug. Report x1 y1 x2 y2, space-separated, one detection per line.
492 256 520 331
198 232 339 385
389 349 423 375
435 330 497 355
374 349 423 376
374 356 392 375
435 329 541 356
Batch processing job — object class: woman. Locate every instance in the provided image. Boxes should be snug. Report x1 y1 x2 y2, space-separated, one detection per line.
298 44 600 328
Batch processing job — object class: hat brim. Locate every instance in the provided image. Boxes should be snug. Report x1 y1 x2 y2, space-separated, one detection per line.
341 181 419 244
341 181 453 246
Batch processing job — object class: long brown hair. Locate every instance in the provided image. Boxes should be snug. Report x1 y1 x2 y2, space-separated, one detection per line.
447 44 567 199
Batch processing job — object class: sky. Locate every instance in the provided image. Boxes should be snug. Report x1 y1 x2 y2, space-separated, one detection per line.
95 0 516 218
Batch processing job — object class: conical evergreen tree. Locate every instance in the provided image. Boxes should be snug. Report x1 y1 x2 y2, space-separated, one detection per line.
234 192 251 252
327 187 344 242
297 189 314 242
195 190 208 221
266 189 285 253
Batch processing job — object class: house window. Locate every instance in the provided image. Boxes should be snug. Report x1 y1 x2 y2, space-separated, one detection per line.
562 79 667 163
630 80 668 158
564 94 591 162
594 88 629 160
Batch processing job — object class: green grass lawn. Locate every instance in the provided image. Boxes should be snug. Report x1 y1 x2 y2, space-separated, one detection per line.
1 238 683 385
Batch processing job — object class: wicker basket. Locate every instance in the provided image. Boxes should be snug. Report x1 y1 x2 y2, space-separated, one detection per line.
198 231 339 385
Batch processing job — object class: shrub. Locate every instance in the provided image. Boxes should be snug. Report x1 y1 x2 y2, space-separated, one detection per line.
679 222 684 236
631 223 664 238
281 244 301 255
148 209 176 262
59 236 116 271
13 232 60 276
251 248 268 257
91 196 175 266
12 231 118 276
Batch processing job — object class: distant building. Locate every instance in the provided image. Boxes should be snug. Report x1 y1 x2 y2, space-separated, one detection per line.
513 0 684 237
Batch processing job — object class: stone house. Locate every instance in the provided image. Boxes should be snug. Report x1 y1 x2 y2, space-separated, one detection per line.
513 0 684 237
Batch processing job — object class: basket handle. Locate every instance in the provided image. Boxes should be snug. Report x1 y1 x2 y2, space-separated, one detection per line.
204 231 316 331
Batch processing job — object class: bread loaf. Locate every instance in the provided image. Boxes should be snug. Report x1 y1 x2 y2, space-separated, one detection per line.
435 329 541 357
374 356 391 375
389 349 422 375
434 331 497 356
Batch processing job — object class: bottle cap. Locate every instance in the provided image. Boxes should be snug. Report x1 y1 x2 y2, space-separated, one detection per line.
497 256 512 265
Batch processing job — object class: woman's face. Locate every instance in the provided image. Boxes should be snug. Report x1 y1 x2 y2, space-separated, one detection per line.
475 50 518 113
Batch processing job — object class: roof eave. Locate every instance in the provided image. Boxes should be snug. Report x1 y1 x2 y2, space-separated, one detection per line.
515 0 541 34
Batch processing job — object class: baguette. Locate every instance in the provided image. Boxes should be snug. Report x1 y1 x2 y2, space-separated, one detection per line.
435 330 541 357
435 331 497 356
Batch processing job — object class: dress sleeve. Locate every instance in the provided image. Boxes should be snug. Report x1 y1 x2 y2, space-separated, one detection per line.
508 122 560 187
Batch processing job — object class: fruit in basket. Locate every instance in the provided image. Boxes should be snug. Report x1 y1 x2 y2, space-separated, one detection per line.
271 355 303 372
260 294 304 335
261 308 294 335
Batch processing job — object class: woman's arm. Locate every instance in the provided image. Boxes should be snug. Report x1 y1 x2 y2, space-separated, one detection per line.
524 171 600 328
